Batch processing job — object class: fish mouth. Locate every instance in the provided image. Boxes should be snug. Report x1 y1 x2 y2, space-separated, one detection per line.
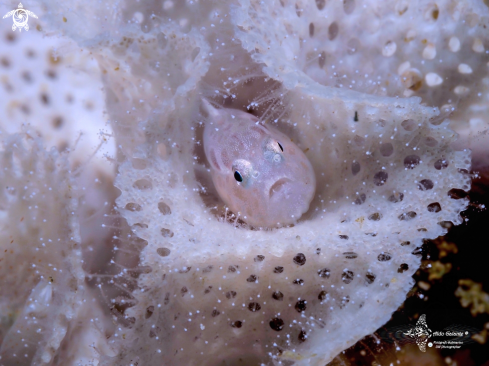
268 178 292 199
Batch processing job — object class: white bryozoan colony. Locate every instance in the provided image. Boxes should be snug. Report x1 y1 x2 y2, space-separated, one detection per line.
1 0 488 365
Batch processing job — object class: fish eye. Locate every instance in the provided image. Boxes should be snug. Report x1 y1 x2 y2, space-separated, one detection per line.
232 159 252 185
264 138 283 155
234 171 243 182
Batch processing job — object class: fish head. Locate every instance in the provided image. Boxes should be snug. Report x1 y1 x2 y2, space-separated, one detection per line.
203 100 316 227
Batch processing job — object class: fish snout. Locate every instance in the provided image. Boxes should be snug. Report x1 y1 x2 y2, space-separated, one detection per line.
264 176 315 225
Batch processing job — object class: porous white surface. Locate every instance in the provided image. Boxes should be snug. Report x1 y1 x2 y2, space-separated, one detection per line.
0 133 84 365
232 0 489 166
0 3 114 169
0 3 115 365
89 1 471 365
0 0 486 365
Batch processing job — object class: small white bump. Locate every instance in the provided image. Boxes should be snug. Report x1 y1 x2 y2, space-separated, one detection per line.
425 72 443 87
397 61 411 75
403 89 414 97
405 29 416 42
422 43 436 60
448 37 460 52
453 85 469 95
472 38 484 53
382 41 396 57
458 64 473 74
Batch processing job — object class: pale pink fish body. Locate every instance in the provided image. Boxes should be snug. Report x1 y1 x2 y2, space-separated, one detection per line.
203 100 316 228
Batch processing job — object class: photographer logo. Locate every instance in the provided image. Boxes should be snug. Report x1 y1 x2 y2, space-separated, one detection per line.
3 3 38 32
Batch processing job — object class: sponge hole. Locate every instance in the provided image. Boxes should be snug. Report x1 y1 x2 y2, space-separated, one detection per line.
158 201 172 215
156 247 171 257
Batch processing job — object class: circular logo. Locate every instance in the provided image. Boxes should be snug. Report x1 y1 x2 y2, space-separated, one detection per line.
428 342 433 347
13 9 28 28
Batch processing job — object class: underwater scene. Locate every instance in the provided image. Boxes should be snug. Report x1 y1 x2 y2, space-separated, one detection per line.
0 0 488 365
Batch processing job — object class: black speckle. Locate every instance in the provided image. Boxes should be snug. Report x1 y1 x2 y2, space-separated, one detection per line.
273 266 284 273
293 278 304 285
340 296 350 308
354 193 366 204
365 272 376 284
404 155 421 169
248 302 261 312
342 270 354 284
228 265 238 273
293 253 306 266
254 255 265 262
418 179 434 191
434 159 448 170
212 309 220 317
246 274 258 283
438 221 453 229
318 290 327 301
448 189 467 200
398 263 409 273
339 235 349 240
427 202 441 212
399 211 417 221
298 330 307 342
272 291 284 301
231 320 242 328
295 300 307 312
354 111 358 122
412 247 424 257
269 317 284 331
377 252 392 261
373 171 388 186
225 290 237 299
309 22 315 37
368 213 382 221
343 252 358 259
388 192 404 203
317 268 331 278
145 306 154 319
158 227 175 238
352 161 361 176
178 266 191 273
